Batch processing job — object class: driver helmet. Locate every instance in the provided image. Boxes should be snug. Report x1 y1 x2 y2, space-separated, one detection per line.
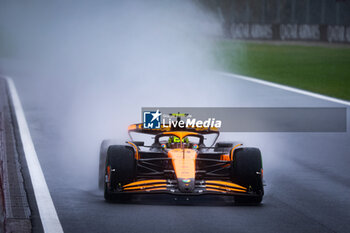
167 136 189 148
168 136 189 143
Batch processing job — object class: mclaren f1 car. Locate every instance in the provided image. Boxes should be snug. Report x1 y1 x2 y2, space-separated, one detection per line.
98 122 264 204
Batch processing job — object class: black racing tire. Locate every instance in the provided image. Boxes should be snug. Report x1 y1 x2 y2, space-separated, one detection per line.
99 140 117 190
104 145 136 201
232 147 263 204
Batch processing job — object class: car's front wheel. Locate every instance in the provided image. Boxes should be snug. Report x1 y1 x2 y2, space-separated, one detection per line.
104 145 136 201
99 140 118 190
231 147 264 204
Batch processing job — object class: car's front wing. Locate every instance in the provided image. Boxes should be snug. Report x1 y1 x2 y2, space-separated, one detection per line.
115 179 257 196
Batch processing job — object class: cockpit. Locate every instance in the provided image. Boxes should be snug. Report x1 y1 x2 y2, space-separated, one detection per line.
156 132 202 150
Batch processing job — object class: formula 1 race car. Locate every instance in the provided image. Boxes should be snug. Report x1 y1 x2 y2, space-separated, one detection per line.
98 122 264 204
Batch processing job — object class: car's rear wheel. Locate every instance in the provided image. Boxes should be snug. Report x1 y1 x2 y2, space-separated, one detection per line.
104 145 136 201
232 147 263 204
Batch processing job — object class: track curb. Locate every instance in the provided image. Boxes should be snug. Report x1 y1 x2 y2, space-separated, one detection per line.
0 77 32 233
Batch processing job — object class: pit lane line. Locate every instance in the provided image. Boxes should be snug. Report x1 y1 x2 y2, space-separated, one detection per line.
217 72 350 107
6 77 64 233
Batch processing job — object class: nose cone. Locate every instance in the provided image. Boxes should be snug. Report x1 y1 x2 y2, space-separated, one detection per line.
178 178 195 193
168 149 197 193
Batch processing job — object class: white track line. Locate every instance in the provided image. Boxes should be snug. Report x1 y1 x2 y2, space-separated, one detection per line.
218 72 350 107
6 77 64 233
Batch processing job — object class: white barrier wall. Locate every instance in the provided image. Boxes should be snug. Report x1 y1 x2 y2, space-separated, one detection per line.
280 24 298 40
231 24 273 39
298 25 320 40
250 24 272 39
230 23 350 43
230 23 250 39
327 26 350 43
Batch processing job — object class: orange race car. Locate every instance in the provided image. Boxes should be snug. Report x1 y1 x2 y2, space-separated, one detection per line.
98 122 264 204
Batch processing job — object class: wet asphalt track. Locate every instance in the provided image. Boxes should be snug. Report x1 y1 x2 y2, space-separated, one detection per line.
3 67 350 233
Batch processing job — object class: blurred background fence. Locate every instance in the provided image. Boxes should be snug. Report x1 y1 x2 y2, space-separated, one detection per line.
201 0 350 43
